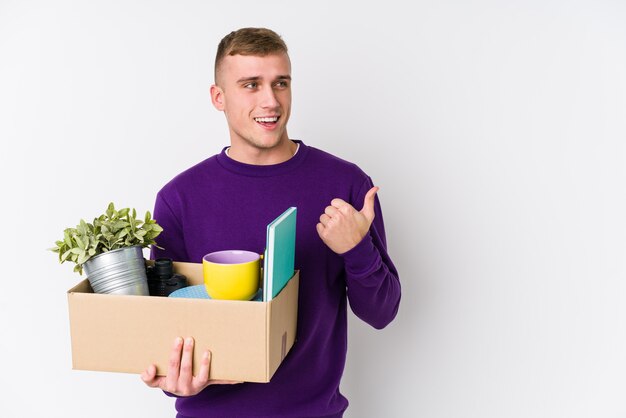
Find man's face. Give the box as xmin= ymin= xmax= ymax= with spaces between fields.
xmin=212 ymin=52 xmax=292 ymax=151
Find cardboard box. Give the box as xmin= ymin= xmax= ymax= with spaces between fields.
xmin=67 ymin=262 xmax=299 ymax=383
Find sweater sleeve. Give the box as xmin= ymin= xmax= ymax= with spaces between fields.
xmin=150 ymin=189 xmax=191 ymax=262
xmin=151 ymin=190 xmax=188 ymax=399
xmin=341 ymin=178 xmax=401 ymax=329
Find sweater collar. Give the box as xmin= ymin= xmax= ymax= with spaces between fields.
xmin=216 ymin=140 xmax=308 ymax=177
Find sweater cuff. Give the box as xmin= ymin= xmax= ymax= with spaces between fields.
xmin=341 ymin=233 xmax=380 ymax=276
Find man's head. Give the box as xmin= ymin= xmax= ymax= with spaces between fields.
xmin=210 ymin=28 xmax=293 ymax=158
xmin=214 ymin=27 xmax=289 ymax=86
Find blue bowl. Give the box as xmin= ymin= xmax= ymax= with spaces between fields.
xmin=169 ymin=285 xmax=262 ymax=301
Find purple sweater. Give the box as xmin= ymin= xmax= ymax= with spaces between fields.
xmin=151 ymin=140 xmax=401 ymax=418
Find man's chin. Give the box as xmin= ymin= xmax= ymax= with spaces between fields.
xmin=247 ymin=136 xmax=289 ymax=150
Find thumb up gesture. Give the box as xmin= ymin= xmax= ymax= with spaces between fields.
xmin=316 ymin=186 xmax=379 ymax=254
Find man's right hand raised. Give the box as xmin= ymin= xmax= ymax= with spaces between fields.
xmin=141 ymin=337 xmax=242 ymax=396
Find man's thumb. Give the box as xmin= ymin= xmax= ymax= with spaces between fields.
xmin=360 ymin=186 xmax=379 ymax=222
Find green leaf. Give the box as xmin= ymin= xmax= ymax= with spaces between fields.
xmin=64 ymin=230 xmax=72 ymax=246
xmin=106 ymin=202 xmax=115 ymax=218
xmin=74 ymin=236 xmax=85 ymax=250
xmin=61 ymin=249 xmax=72 ymax=262
xmin=113 ymin=220 xmax=128 ymax=230
xmin=77 ymin=252 xmax=90 ymax=265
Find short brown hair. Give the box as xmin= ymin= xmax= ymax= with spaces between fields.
xmin=214 ymin=27 xmax=289 ymax=84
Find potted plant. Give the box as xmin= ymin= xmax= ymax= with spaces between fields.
xmin=50 ymin=202 xmax=163 ymax=295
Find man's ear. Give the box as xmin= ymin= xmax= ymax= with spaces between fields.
xmin=210 ymin=84 xmax=225 ymax=111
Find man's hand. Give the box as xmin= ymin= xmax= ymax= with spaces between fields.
xmin=141 ymin=337 xmax=241 ymax=396
xmin=316 ymin=186 xmax=379 ymax=254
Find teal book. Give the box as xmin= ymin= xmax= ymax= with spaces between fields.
xmin=262 ymin=207 xmax=297 ymax=301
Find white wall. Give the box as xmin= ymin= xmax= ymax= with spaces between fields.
xmin=1 ymin=1 xmax=625 ymax=417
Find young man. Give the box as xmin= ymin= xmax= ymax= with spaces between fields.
xmin=141 ymin=27 xmax=401 ymax=418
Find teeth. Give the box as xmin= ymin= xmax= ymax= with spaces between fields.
xmin=255 ymin=117 xmax=278 ymax=123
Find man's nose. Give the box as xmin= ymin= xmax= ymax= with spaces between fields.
xmin=260 ymin=86 xmax=280 ymax=108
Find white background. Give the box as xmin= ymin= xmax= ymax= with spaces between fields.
xmin=1 ymin=1 xmax=625 ymax=417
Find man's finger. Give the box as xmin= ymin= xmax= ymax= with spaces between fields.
xmin=330 ymin=198 xmax=349 ymax=209
xmin=193 ymin=350 xmax=211 ymax=390
xmin=165 ymin=337 xmax=183 ymax=392
xmin=141 ymin=364 xmax=160 ymax=387
xmin=360 ymin=186 xmax=379 ymax=222
xmin=179 ymin=337 xmax=195 ymax=383
xmin=324 ymin=205 xmax=339 ymax=218
xmin=319 ymin=213 xmax=331 ymax=227
xmin=316 ymin=222 xmax=325 ymax=237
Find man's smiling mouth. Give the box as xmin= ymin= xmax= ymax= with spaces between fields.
xmin=254 ymin=116 xmax=279 ymax=123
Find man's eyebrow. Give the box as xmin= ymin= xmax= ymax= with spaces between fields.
xmin=236 ymin=75 xmax=292 ymax=83
xmin=237 ymin=76 xmax=260 ymax=83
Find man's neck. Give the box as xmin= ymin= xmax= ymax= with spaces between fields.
xmin=226 ymin=139 xmax=298 ymax=166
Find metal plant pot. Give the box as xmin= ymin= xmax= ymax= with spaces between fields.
xmin=83 ymin=246 xmax=149 ymax=295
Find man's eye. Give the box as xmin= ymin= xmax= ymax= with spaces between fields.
xmin=274 ymin=81 xmax=289 ymax=88
xmin=244 ymin=82 xmax=258 ymax=89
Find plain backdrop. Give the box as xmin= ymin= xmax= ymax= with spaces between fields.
xmin=1 ymin=0 xmax=625 ymax=417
